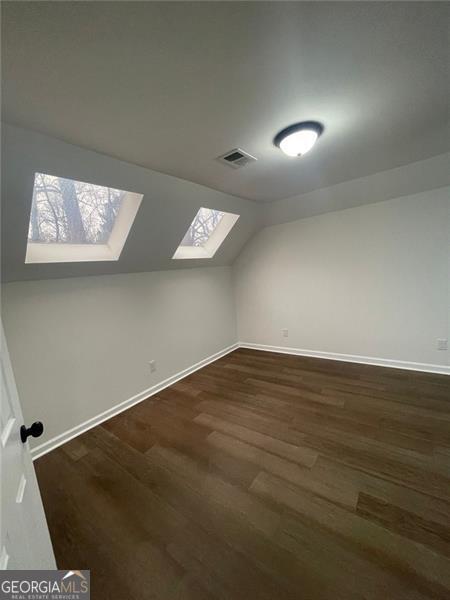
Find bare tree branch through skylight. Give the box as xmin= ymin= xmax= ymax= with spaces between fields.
xmin=180 ymin=208 xmax=224 ymax=247
xmin=28 ymin=173 xmax=125 ymax=244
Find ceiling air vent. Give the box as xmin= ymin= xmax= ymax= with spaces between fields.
xmin=217 ymin=148 xmax=257 ymax=169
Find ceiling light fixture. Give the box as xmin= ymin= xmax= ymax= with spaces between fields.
xmin=274 ymin=121 xmax=324 ymax=157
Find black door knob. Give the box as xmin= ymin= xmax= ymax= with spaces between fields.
xmin=20 ymin=421 xmax=44 ymax=444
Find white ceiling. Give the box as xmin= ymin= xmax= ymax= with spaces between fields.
xmin=1 ymin=123 xmax=261 ymax=283
xmin=2 ymin=2 xmax=449 ymax=203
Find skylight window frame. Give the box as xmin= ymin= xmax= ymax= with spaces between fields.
xmin=25 ymin=173 xmax=143 ymax=264
xmin=172 ymin=208 xmax=239 ymax=260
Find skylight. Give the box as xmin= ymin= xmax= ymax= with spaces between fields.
xmin=25 ymin=173 xmax=143 ymax=263
xmin=173 ymin=207 xmax=239 ymax=259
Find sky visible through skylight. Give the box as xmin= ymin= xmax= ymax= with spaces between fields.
xmin=180 ymin=208 xmax=224 ymax=247
xmin=28 ymin=173 xmax=126 ymax=245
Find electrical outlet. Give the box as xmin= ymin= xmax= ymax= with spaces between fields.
xmin=282 ymin=329 xmax=288 ymax=338
xmin=148 ymin=360 xmax=156 ymax=372
xmin=437 ymin=339 xmax=448 ymax=351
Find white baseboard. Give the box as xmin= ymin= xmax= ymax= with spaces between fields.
xmin=239 ymin=342 xmax=450 ymax=375
xmin=31 ymin=343 xmax=239 ymax=460
xmin=32 ymin=339 xmax=448 ymax=460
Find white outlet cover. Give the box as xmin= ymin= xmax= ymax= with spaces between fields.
xmin=282 ymin=329 xmax=289 ymax=337
xmin=437 ymin=339 xmax=448 ymax=351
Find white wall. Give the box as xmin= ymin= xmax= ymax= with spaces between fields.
xmin=234 ymin=187 xmax=450 ymax=369
xmin=2 ymin=168 xmax=449 ymax=458
xmin=2 ymin=266 xmax=237 ymax=450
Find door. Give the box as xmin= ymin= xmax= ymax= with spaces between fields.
xmin=0 ymin=322 xmax=55 ymax=569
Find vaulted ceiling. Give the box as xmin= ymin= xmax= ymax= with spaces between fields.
xmin=2 ymin=1 xmax=449 ymax=203
xmin=2 ymin=2 xmax=449 ymax=283
xmin=1 ymin=123 xmax=261 ymax=282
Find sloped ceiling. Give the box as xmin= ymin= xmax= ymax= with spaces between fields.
xmin=1 ymin=124 xmax=261 ymax=282
xmin=2 ymin=1 xmax=449 ymax=203
xmin=2 ymin=2 xmax=449 ymax=283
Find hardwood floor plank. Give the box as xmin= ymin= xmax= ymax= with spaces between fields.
xmin=245 ymin=377 xmax=346 ymax=407
xmin=172 ymin=574 xmax=217 ymax=600
xmin=194 ymin=412 xmax=318 ymax=467
xmin=309 ymin=455 xmax=450 ymax=529
xmin=356 ymin=491 xmax=450 ymax=558
xmin=276 ymin=513 xmax=431 ymax=600
xmin=195 ymin=396 xmax=310 ymax=446
xmin=146 ymin=443 xmax=281 ymax=537
xmin=36 ymin=447 xmax=184 ymax=600
xmin=35 ymin=348 xmax=450 ymax=599
xmin=251 ymin=471 xmax=450 ymax=598
xmin=170 ymin=381 xmax=202 ymax=397
xmin=300 ymin=431 xmax=450 ymax=501
xmin=207 ymin=431 xmax=322 ymax=487
xmin=102 ymin=402 xmax=158 ymax=453
xmin=60 ymin=436 xmax=90 ymax=461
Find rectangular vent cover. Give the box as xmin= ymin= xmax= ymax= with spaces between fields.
xmin=217 ymin=148 xmax=257 ymax=169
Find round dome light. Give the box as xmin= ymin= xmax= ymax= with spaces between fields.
xmin=274 ymin=121 xmax=324 ymax=157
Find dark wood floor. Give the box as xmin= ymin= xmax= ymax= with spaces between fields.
xmin=35 ymin=348 xmax=450 ymax=600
